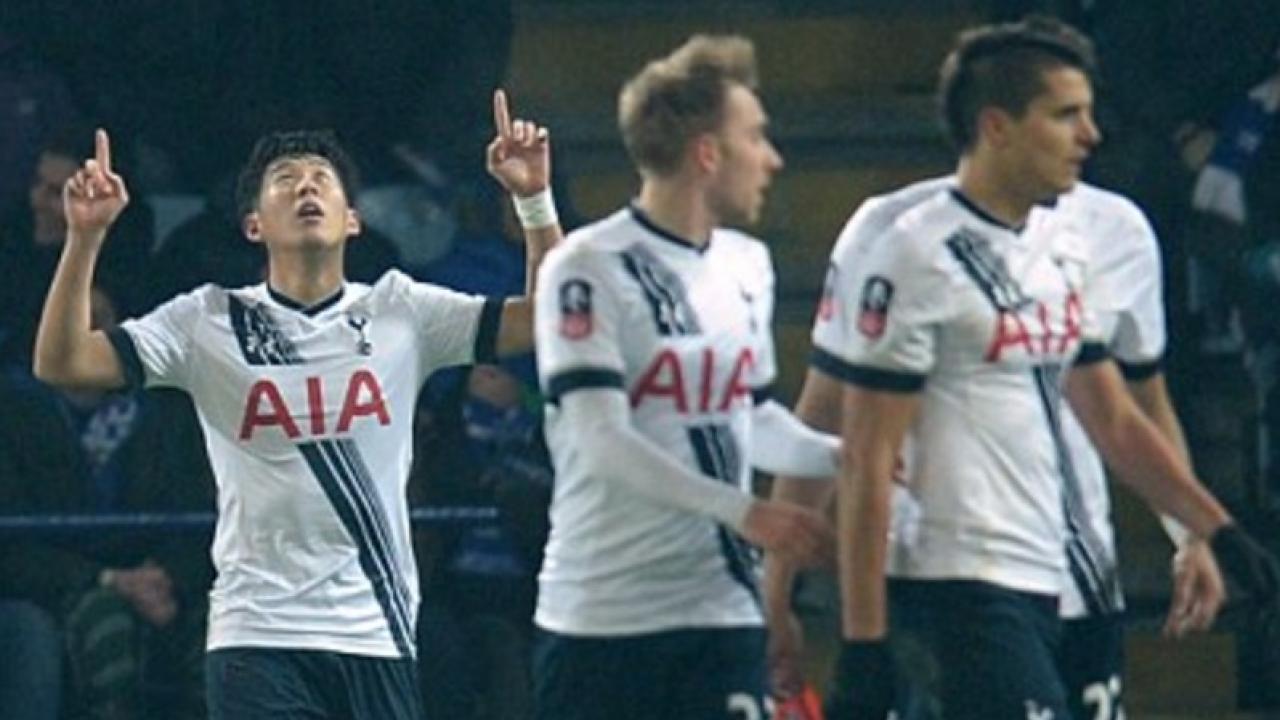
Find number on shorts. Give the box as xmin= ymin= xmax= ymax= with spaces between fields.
xmin=1081 ymin=675 xmax=1124 ymax=720
xmin=727 ymin=692 xmax=766 ymax=720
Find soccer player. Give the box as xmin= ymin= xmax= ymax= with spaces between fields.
xmin=532 ymin=35 xmax=837 ymax=720
xmin=764 ymin=177 xmax=1228 ymax=720
xmin=32 ymin=91 xmax=562 ymax=720
xmin=799 ymin=16 xmax=1277 ymax=720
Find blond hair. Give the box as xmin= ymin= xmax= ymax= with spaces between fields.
xmin=618 ymin=34 xmax=758 ymax=177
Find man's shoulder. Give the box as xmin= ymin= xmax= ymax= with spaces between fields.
xmin=834 ymin=177 xmax=959 ymax=264
xmin=545 ymin=210 xmax=638 ymax=275
xmin=1060 ymin=182 xmax=1154 ymax=237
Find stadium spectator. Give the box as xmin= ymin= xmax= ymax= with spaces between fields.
xmin=0 ymin=28 xmax=80 ymax=220
xmin=0 ymin=600 xmax=62 ymax=720
xmin=0 ymin=124 xmax=151 ymax=365
xmin=0 ymin=284 xmax=214 ymax=720
xmin=415 ymin=362 xmax=551 ymax=720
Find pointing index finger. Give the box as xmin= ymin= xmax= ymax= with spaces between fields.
xmin=96 ymin=129 xmax=112 ymax=174
xmin=493 ymin=89 xmax=512 ymax=140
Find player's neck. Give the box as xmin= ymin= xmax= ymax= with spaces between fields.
xmin=634 ymin=180 xmax=714 ymax=247
xmin=956 ymin=157 xmax=1036 ymax=229
xmin=266 ymin=254 xmax=346 ymax=307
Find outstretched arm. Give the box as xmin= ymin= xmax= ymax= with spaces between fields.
xmin=34 ymin=129 xmax=128 ymax=390
xmin=558 ymin=388 xmax=832 ymax=566
xmin=486 ymin=89 xmax=564 ymax=356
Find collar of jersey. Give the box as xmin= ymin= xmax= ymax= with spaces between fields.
xmin=948 ymin=189 xmax=1026 ymax=235
xmin=628 ymin=203 xmax=710 ymax=255
xmin=267 ymin=283 xmax=346 ymax=317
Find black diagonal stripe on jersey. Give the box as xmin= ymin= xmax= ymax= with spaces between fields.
xmin=299 ymin=441 xmax=415 ymax=658
xmin=945 ymin=230 xmax=1032 ymax=312
xmin=1031 ymin=364 xmax=1122 ymax=615
xmin=328 ymin=439 xmax=417 ymax=633
xmin=229 ymin=295 xmax=304 ymax=366
xmin=621 ymin=247 xmax=701 ymax=337
xmin=688 ymin=424 xmax=761 ymax=605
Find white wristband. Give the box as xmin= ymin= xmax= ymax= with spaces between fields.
xmin=513 ymin=188 xmax=558 ymax=230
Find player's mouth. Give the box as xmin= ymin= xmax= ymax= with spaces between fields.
xmin=297 ymin=201 xmax=325 ymax=221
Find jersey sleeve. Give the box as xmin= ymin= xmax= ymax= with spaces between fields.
xmin=535 ymin=245 xmax=628 ymax=401
xmin=115 ymin=286 xmax=208 ymax=390
xmin=1104 ymin=210 xmax=1166 ymax=367
xmin=387 ymin=270 xmax=492 ymax=374
xmin=810 ymin=215 xmax=950 ymax=392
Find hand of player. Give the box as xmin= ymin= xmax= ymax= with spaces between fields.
xmin=824 ymin=640 xmax=896 ymax=720
xmin=741 ymin=500 xmax=832 ymax=568
xmin=1164 ymin=538 xmax=1225 ymax=637
xmin=63 ymin=129 xmax=130 ymax=243
xmin=105 ymin=561 xmax=177 ymax=627
xmin=768 ymin=607 xmax=807 ymax=699
xmin=486 ymin=89 xmax=551 ymax=198
xmin=1209 ymin=523 xmax=1280 ymax=607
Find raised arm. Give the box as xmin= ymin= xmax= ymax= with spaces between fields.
xmin=33 ymin=129 xmax=127 ymax=390
xmin=485 ymin=89 xmax=564 ymax=356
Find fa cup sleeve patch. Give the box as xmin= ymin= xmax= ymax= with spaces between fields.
xmin=559 ymin=279 xmax=594 ymax=340
xmin=857 ymin=275 xmax=894 ymax=339
xmin=817 ymin=263 xmax=838 ymax=323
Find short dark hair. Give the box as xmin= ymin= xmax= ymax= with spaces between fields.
xmin=234 ymin=130 xmax=360 ymax=219
xmin=618 ymin=34 xmax=758 ymax=177
xmin=938 ymin=15 xmax=1096 ymax=151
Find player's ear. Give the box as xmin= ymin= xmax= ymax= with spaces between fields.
xmin=345 ymin=207 xmax=362 ymax=237
xmin=692 ymin=133 xmax=720 ymax=175
xmin=977 ymin=106 xmax=1012 ymax=148
xmin=243 ymin=212 xmax=263 ymax=243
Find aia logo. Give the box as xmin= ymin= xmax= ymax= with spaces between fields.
xmin=630 ymin=347 xmax=754 ymax=413
xmin=986 ymin=291 xmax=1083 ymax=362
xmin=857 ymin=275 xmax=894 ymax=339
xmin=239 ymin=370 xmax=390 ymax=441
xmin=559 ymin=279 xmax=593 ymax=340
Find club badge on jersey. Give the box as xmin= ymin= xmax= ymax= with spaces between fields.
xmin=559 ymin=279 xmax=594 ymax=340
xmin=346 ymin=312 xmax=373 ymax=356
xmin=857 ymin=275 xmax=894 ymax=340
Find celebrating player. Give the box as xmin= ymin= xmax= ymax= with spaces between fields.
xmin=32 ymin=91 xmax=562 ymax=720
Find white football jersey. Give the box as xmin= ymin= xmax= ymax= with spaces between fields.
xmin=813 ymin=180 xmax=1104 ymax=597
xmin=534 ymin=206 xmax=776 ymax=636
xmin=113 ymin=270 xmax=492 ymax=658
xmin=1049 ymin=183 xmax=1166 ymax=619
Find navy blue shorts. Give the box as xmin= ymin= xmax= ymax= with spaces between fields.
xmin=206 ymin=647 xmax=423 ymax=720
xmin=533 ymin=626 xmax=768 ymax=720
xmin=1059 ymin=613 xmax=1125 ymax=720
xmin=890 ymin=579 xmax=1069 ymax=720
